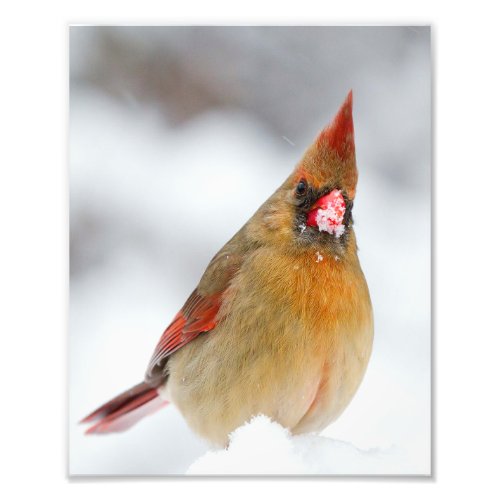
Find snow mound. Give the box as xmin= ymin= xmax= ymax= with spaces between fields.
xmin=186 ymin=415 xmax=406 ymax=475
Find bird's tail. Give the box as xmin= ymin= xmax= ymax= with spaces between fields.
xmin=80 ymin=381 xmax=168 ymax=434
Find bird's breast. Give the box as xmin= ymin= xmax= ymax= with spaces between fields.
xmin=229 ymin=245 xmax=373 ymax=339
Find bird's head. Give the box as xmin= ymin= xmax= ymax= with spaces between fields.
xmin=254 ymin=91 xmax=359 ymax=258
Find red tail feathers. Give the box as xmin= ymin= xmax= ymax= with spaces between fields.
xmin=81 ymin=382 xmax=168 ymax=434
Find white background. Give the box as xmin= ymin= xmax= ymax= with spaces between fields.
xmin=1 ymin=0 xmax=500 ymax=498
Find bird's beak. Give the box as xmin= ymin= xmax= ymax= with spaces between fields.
xmin=306 ymin=189 xmax=346 ymax=236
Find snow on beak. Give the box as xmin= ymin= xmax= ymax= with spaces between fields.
xmin=306 ymin=189 xmax=346 ymax=237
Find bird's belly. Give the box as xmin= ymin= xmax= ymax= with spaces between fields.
xmin=162 ymin=326 xmax=325 ymax=446
xmin=162 ymin=319 xmax=372 ymax=446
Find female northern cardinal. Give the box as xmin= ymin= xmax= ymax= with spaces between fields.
xmin=81 ymin=91 xmax=374 ymax=446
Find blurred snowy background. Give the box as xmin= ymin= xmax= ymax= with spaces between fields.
xmin=69 ymin=26 xmax=431 ymax=475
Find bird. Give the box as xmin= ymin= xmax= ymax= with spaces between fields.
xmin=81 ymin=91 xmax=374 ymax=447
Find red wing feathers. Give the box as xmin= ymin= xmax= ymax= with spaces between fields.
xmin=145 ymin=289 xmax=223 ymax=383
xmin=145 ymin=243 xmax=244 ymax=382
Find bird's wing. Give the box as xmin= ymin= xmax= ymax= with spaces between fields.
xmin=145 ymin=290 xmax=222 ymax=382
xmin=145 ymin=238 xmax=246 ymax=384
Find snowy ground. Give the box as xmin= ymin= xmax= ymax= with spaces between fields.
xmin=187 ymin=416 xmax=413 ymax=475
xmin=69 ymin=85 xmax=430 ymax=475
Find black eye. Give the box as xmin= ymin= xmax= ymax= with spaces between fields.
xmin=296 ymin=179 xmax=308 ymax=197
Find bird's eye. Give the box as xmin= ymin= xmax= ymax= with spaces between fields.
xmin=296 ymin=179 xmax=308 ymax=197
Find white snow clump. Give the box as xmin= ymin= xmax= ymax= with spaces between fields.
xmin=186 ymin=415 xmax=405 ymax=475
